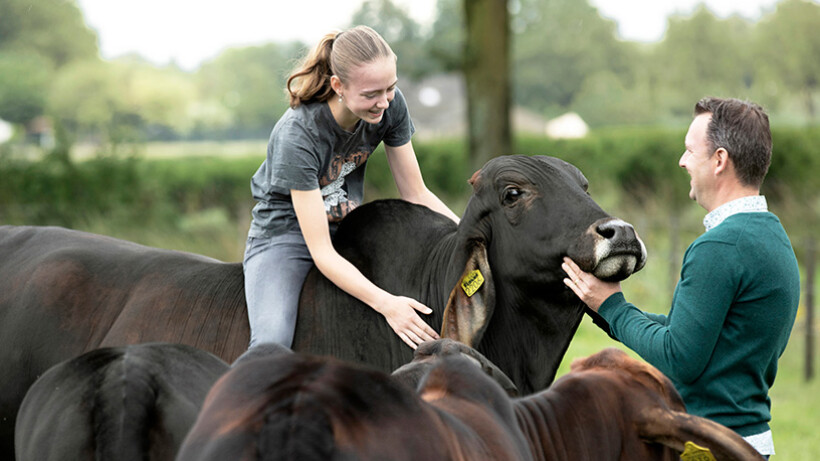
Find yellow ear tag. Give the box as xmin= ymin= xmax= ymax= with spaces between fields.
xmin=680 ymin=441 xmax=716 ymax=461
xmin=461 ymin=270 xmax=484 ymax=297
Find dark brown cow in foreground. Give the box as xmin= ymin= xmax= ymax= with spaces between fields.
xmin=510 ymin=347 xmax=763 ymax=460
xmin=0 ymin=155 xmax=647 ymax=455
xmin=178 ymin=340 xmax=763 ymax=461
xmin=177 ymin=342 xmax=528 ymax=461
xmin=15 ymin=343 xmax=229 ymax=461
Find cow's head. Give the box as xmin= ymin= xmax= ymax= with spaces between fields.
xmin=392 ymin=339 xmax=518 ymax=397
xmin=442 ymin=155 xmax=646 ymax=347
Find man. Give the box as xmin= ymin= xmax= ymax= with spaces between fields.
xmin=562 ymin=97 xmax=800 ymax=458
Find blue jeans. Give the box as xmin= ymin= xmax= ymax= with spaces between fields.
xmin=243 ymin=231 xmax=314 ymax=348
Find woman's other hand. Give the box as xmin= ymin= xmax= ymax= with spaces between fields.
xmin=375 ymin=294 xmax=439 ymax=349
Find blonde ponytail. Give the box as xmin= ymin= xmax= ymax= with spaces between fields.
xmin=286 ymin=26 xmax=395 ymax=108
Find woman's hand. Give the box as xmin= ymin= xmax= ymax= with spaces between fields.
xmin=375 ymin=293 xmax=439 ymax=349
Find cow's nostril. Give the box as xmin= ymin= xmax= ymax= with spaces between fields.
xmin=596 ymin=224 xmax=616 ymax=240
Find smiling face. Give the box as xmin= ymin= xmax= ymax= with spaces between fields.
xmin=331 ymin=57 xmax=397 ymax=130
xmin=679 ymin=113 xmax=717 ymax=209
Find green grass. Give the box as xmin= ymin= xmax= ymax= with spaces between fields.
xmin=768 ymin=328 xmax=820 ymax=459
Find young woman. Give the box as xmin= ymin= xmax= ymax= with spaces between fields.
xmin=244 ymin=26 xmax=460 ymax=351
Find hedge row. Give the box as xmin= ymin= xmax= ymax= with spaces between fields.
xmin=1 ymin=126 xmax=817 ymax=229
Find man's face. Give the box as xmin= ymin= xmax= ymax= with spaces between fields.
xmin=679 ymin=113 xmax=716 ymax=209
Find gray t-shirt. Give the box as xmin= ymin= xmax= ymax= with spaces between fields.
xmin=248 ymin=88 xmax=415 ymax=238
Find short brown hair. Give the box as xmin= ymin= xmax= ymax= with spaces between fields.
xmin=694 ymin=97 xmax=772 ymax=188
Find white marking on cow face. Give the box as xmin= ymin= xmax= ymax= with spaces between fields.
xmin=591 ymin=219 xmax=647 ymax=280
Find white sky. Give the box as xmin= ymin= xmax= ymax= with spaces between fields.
xmin=76 ymin=0 xmax=791 ymax=71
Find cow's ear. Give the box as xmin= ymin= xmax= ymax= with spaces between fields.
xmin=637 ymin=408 xmax=766 ymax=460
xmin=441 ymin=242 xmax=495 ymax=347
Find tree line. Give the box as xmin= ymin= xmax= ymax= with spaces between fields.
xmin=0 ymin=0 xmax=818 ymax=155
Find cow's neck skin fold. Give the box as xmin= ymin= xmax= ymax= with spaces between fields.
xmin=424 ymin=224 xmax=585 ymax=394
xmin=481 ymin=285 xmax=586 ymax=394
xmin=451 ymin=196 xmax=587 ymax=395
xmin=420 ymin=230 xmax=463 ymax=313
xmin=513 ymin=389 xmax=618 ymax=461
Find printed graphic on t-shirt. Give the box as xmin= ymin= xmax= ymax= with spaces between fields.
xmin=320 ymin=150 xmax=371 ymax=222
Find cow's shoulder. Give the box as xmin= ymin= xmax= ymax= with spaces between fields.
xmin=333 ymin=199 xmax=457 ymax=260
xmin=339 ymin=199 xmax=456 ymax=236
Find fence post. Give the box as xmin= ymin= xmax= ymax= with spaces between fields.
xmin=806 ymin=236 xmax=816 ymax=382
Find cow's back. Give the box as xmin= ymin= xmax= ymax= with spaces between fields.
xmin=0 ymin=225 xmax=247 ymax=457
xmin=15 ymin=343 xmax=229 ymax=461
xmin=292 ymin=200 xmax=459 ymax=373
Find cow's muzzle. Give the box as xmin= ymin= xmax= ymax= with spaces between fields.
xmin=569 ymin=218 xmax=647 ymax=282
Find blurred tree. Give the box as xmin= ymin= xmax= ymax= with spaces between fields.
xmin=463 ymin=0 xmax=512 ymax=169
xmin=0 ymin=0 xmax=97 ymax=67
xmin=649 ymin=6 xmax=755 ymax=119
xmin=571 ymin=71 xmax=655 ymax=127
xmin=119 ymin=58 xmax=199 ymax=140
xmin=49 ymin=59 xmax=198 ymax=150
xmin=0 ymin=51 xmax=52 ymax=125
xmin=755 ymin=0 xmax=820 ymax=121
xmin=350 ymin=0 xmax=436 ymax=80
xmin=0 ymin=0 xmax=97 ymax=130
xmin=426 ymin=0 xmax=465 ymax=73
xmin=511 ymin=0 xmax=637 ymax=117
xmin=47 ymin=59 xmax=120 ymax=158
xmin=196 ymin=43 xmax=300 ymax=139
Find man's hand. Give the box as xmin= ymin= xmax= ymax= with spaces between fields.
xmin=562 ymin=257 xmax=622 ymax=312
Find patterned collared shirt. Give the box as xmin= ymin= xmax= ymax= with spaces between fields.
xmin=703 ymin=195 xmax=769 ymax=231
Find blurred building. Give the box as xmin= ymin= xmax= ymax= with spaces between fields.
xmin=545 ymin=112 xmax=589 ymax=139
xmin=401 ymin=74 xmax=558 ymax=139
xmin=0 ymin=118 xmax=13 ymax=144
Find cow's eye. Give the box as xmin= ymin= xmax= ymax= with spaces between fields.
xmin=502 ymin=186 xmax=522 ymax=205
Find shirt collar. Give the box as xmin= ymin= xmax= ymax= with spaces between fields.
xmin=703 ymin=195 xmax=768 ymax=231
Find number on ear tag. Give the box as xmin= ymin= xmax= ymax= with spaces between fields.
xmin=461 ymin=270 xmax=484 ymax=297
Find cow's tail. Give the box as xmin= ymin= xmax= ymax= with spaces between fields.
xmin=637 ymin=407 xmax=765 ymax=460
xmin=91 ymin=348 xmax=163 ymax=461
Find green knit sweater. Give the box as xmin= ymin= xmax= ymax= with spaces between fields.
xmin=599 ymin=212 xmax=800 ymax=436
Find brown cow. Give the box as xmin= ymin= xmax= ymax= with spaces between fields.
xmin=177 ymin=340 xmax=763 ymax=461
xmin=508 ymin=347 xmax=763 ymax=460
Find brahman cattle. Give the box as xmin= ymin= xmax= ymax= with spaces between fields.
xmin=0 ymin=154 xmax=646 ymax=454
xmin=177 ymin=340 xmax=764 ymax=460
xmin=295 ymin=154 xmax=646 ymax=394
xmin=14 ymin=343 xmax=228 ymax=461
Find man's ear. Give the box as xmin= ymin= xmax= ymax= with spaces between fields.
xmin=714 ymin=147 xmax=730 ymax=175
xmin=440 ymin=242 xmax=495 ymax=348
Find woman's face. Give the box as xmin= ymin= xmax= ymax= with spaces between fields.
xmin=336 ymin=56 xmax=397 ymax=125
